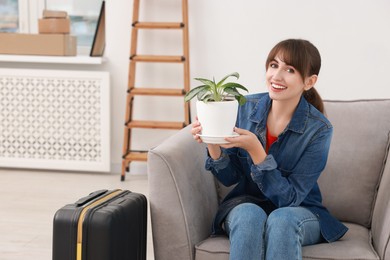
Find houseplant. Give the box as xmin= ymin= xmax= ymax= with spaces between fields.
xmin=184 ymin=72 xmax=248 ymax=142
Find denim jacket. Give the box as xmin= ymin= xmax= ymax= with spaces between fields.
xmin=205 ymin=93 xmax=348 ymax=242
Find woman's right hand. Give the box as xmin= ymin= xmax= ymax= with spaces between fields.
xmin=190 ymin=117 xmax=222 ymax=159
xmin=191 ymin=117 xmax=203 ymax=143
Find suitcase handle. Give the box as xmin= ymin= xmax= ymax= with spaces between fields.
xmin=74 ymin=189 xmax=109 ymax=206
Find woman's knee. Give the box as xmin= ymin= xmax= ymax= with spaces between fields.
xmin=225 ymin=203 xmax=267 ymax=234
xmin=266 ymin=207 xmax=319 ymax=238
xmin=225 ymin=203 xmax=266 ymax=259
xmin=266 ymin=207 xmax=303 ymax=232
xmin=266 ymin=207 xmax=321 ymax=248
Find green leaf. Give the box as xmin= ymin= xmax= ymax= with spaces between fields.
xmin=222 ymin=82 xmax=249 ymax=93
xmin=194 ymin=77 xmax=216 ymax=88
xmin=224 ymin=88 xmax=240 ymax=96
xmin=216 ymin=72 xmax=239 ymax=87
xmin=184 ymin=85 xmax=208 ymax=102
xmin=196 ymin=88 xmax=209 ymax=100
xmin=236 ymin=95 xmax=247 ymax=105
xmin=203 ymin=93 xmax=217 ymax=103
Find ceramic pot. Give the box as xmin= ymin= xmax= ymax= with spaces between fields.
xmin=196 ymin=100 xmax=238 ymax=136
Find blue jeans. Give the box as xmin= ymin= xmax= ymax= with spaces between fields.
xmin=224 ymin=203 xmax=322 ymax=260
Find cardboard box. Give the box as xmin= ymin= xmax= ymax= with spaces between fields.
xmin=43 ymin=10 xmax=68 ymax=19
xmin=0 ymin=33 xmax=77 ymax=56
xmin=38 ymin=18 xmax=70 ymax=34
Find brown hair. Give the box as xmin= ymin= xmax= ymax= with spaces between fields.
xmin=266 ymin=39 xmax=324 ymax=113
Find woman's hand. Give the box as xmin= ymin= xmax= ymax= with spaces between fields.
xmin=190 ymin=117 xmax=222 ymax=159
xmin=222 ymin=127 xmax=267 ymax=164
xmin=190 ymin=117 xmax=203 ymax=143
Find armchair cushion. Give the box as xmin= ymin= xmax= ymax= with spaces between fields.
xmin=194 ymin=223 xmax=379 ymax=260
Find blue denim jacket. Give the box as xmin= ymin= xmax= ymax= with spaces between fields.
xmin=205 ymin=93 xmax=348 ymax=242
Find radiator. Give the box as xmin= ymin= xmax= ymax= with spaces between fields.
xmin=0 ymin=68 xmax=110 ymax=172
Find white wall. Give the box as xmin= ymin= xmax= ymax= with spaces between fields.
xmin=105 ymin=0 xmax=390 ymax=173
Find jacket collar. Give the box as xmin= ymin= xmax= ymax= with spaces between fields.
xmin=249 ymin=94 xmax=309 ymax=134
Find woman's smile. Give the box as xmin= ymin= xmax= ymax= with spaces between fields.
xmin=271 ymin=83 xmax=287 ymax=91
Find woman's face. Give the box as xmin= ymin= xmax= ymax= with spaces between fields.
xmin=266 ymin=54 xmax=314 ymax=104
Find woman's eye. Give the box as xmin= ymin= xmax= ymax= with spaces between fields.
xmin=286 ymin=68 xmax=295 ymax=73
xmin=270 ymin=63 xmax=278 ymax=68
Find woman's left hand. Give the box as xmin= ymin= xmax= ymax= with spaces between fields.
xmin=222 ymin=127 xmax=267 ymax=164
xmin=222 ymin=127 xmax=258 ymax=149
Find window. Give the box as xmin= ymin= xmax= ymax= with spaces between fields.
xmin=0 ymin=0 xmax=103 ymax=54
xmin=46 ymin=0 xmax=103 ymax=50
xmin=0 ymin=0 xmax=27 ymax=33
xmin=0 ymin=0 xmax=18 ymax=32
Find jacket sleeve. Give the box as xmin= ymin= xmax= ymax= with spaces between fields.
xmin=205 ymin=147 xmax=243 ymax=187
xmin=251 ymin=125 xmax=333 ymax=207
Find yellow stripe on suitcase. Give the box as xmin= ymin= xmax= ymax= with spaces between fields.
xmin=76 ymin=190 xmax=124 ymax=260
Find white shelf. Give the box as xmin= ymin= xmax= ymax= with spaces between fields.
xmin=0 ymin=54 xmax=105 ymax=65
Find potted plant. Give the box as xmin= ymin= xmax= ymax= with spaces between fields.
xmin=184 ymin=72 xmax=248 ymax=143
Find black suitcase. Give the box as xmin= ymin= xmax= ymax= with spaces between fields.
xmin=52 ymin=189 xmax=147 ymax=260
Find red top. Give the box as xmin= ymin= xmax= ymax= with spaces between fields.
xmin=266 ymin=127 xmax=278 ymax=153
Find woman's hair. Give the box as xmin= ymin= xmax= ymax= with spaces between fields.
xmin=266 ymin=39 xmax=324 ymax=113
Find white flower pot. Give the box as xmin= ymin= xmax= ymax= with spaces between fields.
xmin=196 ymin=100 xmax=238 ymax=136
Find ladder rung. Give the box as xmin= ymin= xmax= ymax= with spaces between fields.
xmin=130 ymin=55 xmax=185 ymax=63
xmin=124 ymin=151 xmax=148 ymax=161
xmin=127 ymin=120 xmax=185 ymax=129
xmin=129 ymin=88 xmax=185 ymax=96
xmin=133 ymin=22 xmax=184 ymax=29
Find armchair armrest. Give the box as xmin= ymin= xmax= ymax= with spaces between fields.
xmin=148 ymin=125 xmax=219 ymax=260
xmin=372 ymin=142 xmax=390 ymax=260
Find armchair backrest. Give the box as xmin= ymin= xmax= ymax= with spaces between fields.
xmin=319 ymin=100 xmax=390 ymax=228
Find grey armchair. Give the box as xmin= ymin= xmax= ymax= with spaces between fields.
xmin=148 ymin=99 xmax=390 ymax=260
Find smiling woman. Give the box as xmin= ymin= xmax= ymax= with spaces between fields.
xmin=191 ymin=39 xmax=348 ymax=260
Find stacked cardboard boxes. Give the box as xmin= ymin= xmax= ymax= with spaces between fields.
xmin=38 ymin=10 xmax=71 ymax=34
xmin=0 ymin=10 xmax=77 ymax=56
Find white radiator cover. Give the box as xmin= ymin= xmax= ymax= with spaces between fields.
xmin=0 ymin=68 xmax=110 ymax=172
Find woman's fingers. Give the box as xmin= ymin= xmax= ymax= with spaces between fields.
xmin=194 ymin=135 xmax=202 ymax=143
xmin=191 ymin=125 xmax=202 ymax=135
xmin=191 ymin=119 xmax=201 ymax=133
xmin=222 ymin=127 xmax=258 ymax=149
xmin=190 ymin=118 xmax=203 ymax=143
xmin=233 ymin=127 xmax=250 ymax=135
xmin=222 ymin=135 xmax=240 ymax=148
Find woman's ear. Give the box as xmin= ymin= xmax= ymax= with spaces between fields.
xmin=304 ymin=75 xmax=318 ymax=91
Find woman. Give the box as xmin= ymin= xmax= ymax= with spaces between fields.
xmin=191 ymin=39 xmax=348 ymax=260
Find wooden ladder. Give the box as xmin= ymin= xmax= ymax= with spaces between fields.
xmin=121 ymin=0 xmax=191 ymax=181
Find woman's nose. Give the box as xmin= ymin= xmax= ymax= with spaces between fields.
xmin=272 ymin=69 xmax=283 ymax=80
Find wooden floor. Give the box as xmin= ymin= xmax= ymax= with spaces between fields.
xmin=0 ymin=166 xmax=154 ymax=260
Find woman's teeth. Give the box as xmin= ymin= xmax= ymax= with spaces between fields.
xmin=272 ymin=83 xmax=287 ymax=90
